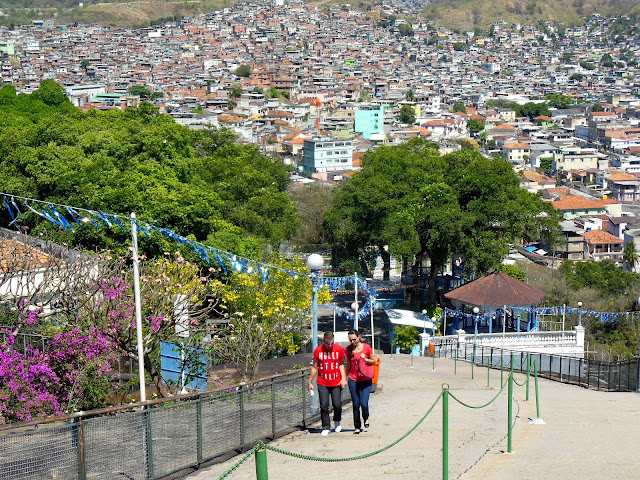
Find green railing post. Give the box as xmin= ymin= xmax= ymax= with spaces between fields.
xmin=442 ymin=384 xmax=449 ymax=480
xmin=534 ymin=360 xmax=541 ymax=419
xmin=508 ymin=373 xmax=513 ymax=454
xmin=255 ymin=447 xmax=269 ymax=480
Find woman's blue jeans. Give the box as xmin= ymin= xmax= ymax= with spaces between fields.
xmin=348 ymin=378 xmax=372 ymax=430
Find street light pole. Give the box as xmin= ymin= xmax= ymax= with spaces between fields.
xmin=307 ymin=254 xmax=324 ymax=350
xmin=421 ymin=309 xmax=427 ymax=334
xmin=577 ymin=301 xmax=583 ymax=327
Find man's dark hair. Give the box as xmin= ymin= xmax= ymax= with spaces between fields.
xmin=323 ymin=331 xmax=334 ymax=341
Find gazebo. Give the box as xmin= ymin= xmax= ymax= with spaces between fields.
xmin=444 ymin=271 xmax=545 ymax=334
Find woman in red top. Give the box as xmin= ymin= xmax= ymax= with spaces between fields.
xmin=345 ymin=329 xmax=375 ymax=434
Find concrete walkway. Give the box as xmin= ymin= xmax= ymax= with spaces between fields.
xmin=187 ymin=355 xmax=640 ymax=480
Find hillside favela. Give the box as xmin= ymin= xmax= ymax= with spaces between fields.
xmin=1 ymin=0 xmax=640 ymax=479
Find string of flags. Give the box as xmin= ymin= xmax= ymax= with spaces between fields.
xmin=445 ymin=306 xmax=638 ymax=325
xmin=1 ymin=194 xmax=380 ymax=310
xmin=315 ymin=274 xmax=377 ymax=322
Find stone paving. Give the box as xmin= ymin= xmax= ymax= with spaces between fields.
xmin=187 ymin=354 xmax=640 ymax=480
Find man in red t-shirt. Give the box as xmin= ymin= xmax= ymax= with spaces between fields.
xmin=308 ymin=331 xmax=347 ymax=436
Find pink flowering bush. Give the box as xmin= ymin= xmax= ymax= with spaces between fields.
xmin=0 ymin=327 xmax=118 ymax=423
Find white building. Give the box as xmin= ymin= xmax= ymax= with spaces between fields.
xmin=301 ymin=137 xmax=354 ymax=173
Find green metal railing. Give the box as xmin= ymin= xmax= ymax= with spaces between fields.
xmin=223 ymin=365 xmax=543 ymax=480
xmin=428 ymin=341 xmax=639 ymax=392
xmin=0 ymin=368 xmax=351 ymax=480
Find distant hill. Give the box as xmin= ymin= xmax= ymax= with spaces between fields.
xmin=0 ymin=0 xmax=233 ymax=28
xmin=421 ymin=0 xmax=640 ymax=31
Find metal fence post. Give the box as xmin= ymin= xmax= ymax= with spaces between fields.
xmin=487 ymin=359 xmax=490 ymax=387
xmin=271 ymin=379 xmax=277 ymax=439
xmin=454 ymin=347 xmax=457 ymax=375
xmin=534 ymin=360 xmax=541 ymax=419
xmin=255 ymin=447 xmax=269 ymax=480
xmin=501 ymin=352 xmax=504 ymax=386
xmin=525 ymin=354 xmax=530 ymax=401
xmin=240 ymin=388 xmax=246 ymax=448
xmin=579 ymin=358 xmax=582 ymax=387
xmin=196 ymin=397 xmax=203 ymax=465
xmin=75 ymin=416 xmax=86 ymax=480
xmin=302 ymin=375 xmax=307 ymax=427
xmin=471 ymin=348 xmax=475 ymax=380
xmin=146 ymin=408 xmax=155 ymax=479
xmin=443 ymin=384 xmax=449 ymax=480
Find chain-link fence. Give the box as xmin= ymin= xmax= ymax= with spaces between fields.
xmin=429 ymin=341 xmax=640 ymax=392
xmin=0 ymin=368 xmax=349 ymax=480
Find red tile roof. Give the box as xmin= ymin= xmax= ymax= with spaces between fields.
xmin=552 ymin=196 xmax=606 ymax=211
xmin=581 ymin=230 xmax=623 ymax=244
xmin=444 ymin=271 xmax=546 ymax=307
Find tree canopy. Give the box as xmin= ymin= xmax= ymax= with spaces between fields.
xmin=324 ymin=138 xmax=562 ymax=303
xmin=0 ymin=83 xmax=297 ymax=258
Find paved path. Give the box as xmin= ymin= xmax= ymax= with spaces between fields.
xmin=187 ymin=355 xmax=640 ymax=480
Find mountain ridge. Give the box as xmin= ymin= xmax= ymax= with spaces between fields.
xmin=421 ymin=0 xmax=640 ymax=31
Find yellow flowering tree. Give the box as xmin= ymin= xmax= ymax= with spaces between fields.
xmin=213 ymin=257 xmax=329 ymax=381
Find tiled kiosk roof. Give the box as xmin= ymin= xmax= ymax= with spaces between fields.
xmin=444 ymin=271 xmax=546 ymax=307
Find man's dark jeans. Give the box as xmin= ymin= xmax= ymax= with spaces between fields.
xmin=317 ymin=384 xmax=342 ymax=430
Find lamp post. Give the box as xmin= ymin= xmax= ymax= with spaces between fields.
xmin=307 ymin=254 xmax=324 ymax=351
xmin=421 ymin=309 xmax=428 ymax=334
xmin=351 ymin=302 xmax=359 ymax=330
xmin=577 ymin=301 xmax=583 ymax=327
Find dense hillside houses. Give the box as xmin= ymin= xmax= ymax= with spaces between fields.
xmin=1 ymin=0 xmax=640 ymax=265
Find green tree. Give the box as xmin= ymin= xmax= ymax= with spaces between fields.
xmin=229 ymin=83 xmax=243 ymax=99
xmin=467 ymin=118 xmax=485 ymax=134
xmin=591 ymin=103 xmax=604 ymax=112
xmin=452 ymin=101 xmax=466 ymax=113
xmin=498 ymin=264 xmax=526 ymax=282
xmin=399 ymin=104 xmax=416 ymax=124
xmin=623 ymin=242 xmax=639 ymax=272
xmin=579 ymin=61 xmax=596 ymax=71
xmin=452 ymin=42 xmax=465 ymax=51
xmin=31 ymin=79 xmax=69 ymax=108
xmin=235 ymin=64 xmax=252 ymax=77
xmin=539 ymin=157 xmax=554 ymax=173
xmin=325 ymin=140 xmax=561 ymax=303
xmin=397 ymin=23 xmax=413 ymax=36
xmin=518 ymin=102 xmax=551 ymax=119
xmin=545 ymin=93 xmax=573 ymax=109
xmin=570 ymin=73 xmax=584 ymax=81
xmin=129 ymin=85 xmax=152 ymax=99
xmin=405 ymin=89 xmax=415 ymax=102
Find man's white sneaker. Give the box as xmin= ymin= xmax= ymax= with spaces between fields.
xmin=321 ymin=429 xmax=330 ymax=436
xmin=334 ymin=422 xmax=342 ymax=433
